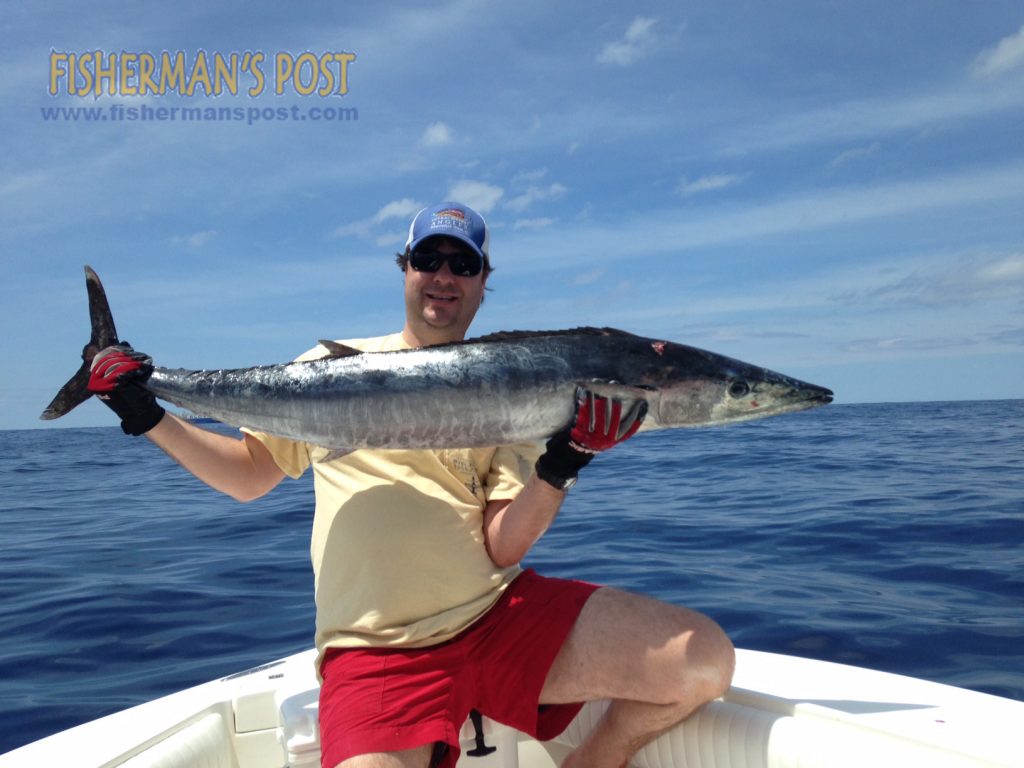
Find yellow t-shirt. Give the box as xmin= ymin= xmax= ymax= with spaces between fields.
xmin=244 ymin=333 xmax=543 ymax=667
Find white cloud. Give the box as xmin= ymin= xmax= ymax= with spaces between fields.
xmin=514 ymin=217 xmax=555 ymax=230
xmin=172 ymin=230 xmax=216 ymax=248
xmin=832 ymin=252 xmax=1024 ymax=308
xmin=331 ymin=220 xmax=372 ymax=238
xmin=332 ymin=198 xmax=424 ymax=238
xmin=446 ymin=180 xmax=504 ymax=213
xmin=597 ymin=17 xmax=659 ymax=66
xmin=677 ymin=174 xmax=744 ymax=197
xmin=977 ymin=254 xmax=1024 ymax=283
xmin=373 ymin=198 xmax=423 ymax=223
xmin=971 ymin=24 xmax=1024 ymax=78
xmin=420 ymin=121 xmax=454 ymax=146
xmin=719 ymin=82 xmax=1024 ymax=156
xmin=375 ymin=232 xmax=407 ymax=248
xmin=502 ymin=160 xmax=1024 ymax=272
xmin=506 ymin=182 xmax=568 ymax=212
xmin=829 ymin=142 xmax=881 ymax=169
xmin=572 ymin=268 xmax=606 ymax=286
xmin=0 ymin=169 xmax=48 ymax=198
xmin=511 ymin=168 xmax=549 ymax=186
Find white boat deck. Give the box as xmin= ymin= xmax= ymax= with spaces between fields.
xmin=1 ymin=648 xmax=1021 ymax=767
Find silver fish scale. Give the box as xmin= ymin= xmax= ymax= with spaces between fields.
xmin=143 ymin=330 xmax=833 ymax=452
xmin=146 ymin=339 xmax=580 ymax=450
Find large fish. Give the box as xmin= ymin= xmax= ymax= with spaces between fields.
xmin=42 ymin=266 xmax=833 ymax=450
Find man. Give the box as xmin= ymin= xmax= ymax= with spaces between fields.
xmin=88 ymin=202 xmax=734 ymax=768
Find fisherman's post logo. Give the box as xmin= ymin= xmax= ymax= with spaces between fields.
xmin=43 ymin=48 xmax=359 ymax=125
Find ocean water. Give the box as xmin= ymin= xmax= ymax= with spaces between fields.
xmin=0 ymin=400 xmax=1022 ymax=754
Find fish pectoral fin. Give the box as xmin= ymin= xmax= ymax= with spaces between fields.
xmin=317 ymin=447 xmax=354 ymax=463
xmin=578 ymin=380 xmax=657 ymax=400
xmin=317 ymin=340 xmax=364 ymax=359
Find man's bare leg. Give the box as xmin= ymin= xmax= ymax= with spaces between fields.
xmin=540 ymin=587 xmax=735 ymax=768
xmin=337 ymin=744 xmax=434 ymax=768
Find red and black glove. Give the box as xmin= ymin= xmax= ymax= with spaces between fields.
xmin=535 ymin=387 xmax=647 ymax=491
xmin=88 ymin=344 xmax=165 ymax=436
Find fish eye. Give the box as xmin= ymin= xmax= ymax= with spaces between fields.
xmin=729 ymin=381 xmax=750 ymax=398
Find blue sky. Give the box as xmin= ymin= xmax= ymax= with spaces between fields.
xmin=3 ymin=1 xmax=1023 ymax=430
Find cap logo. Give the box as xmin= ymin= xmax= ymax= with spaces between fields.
xmin=407 ymin=202 xmax=488 ymax=259
xmin=430 ymin=208 xmax=470 ymax=236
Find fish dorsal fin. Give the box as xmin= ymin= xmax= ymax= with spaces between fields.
xmin=318 ymin=447 xmax=354 ymax=463
xmin=317 ymin=339 xmax=364 ymax=358
xmin=466 ymin=327 xmax=640 ymax=345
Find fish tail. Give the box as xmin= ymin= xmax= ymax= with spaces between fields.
xmin=39 ymin=266 xmax=120 ymax=420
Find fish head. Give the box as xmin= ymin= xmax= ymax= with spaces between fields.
xmin=644 ymin=341 xmax=834 ymax=427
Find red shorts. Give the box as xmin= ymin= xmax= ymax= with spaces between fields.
xmin=318 ymin=569 xmax=599 ymax=768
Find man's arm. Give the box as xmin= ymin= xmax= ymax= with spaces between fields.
xmin=146 ymin=414 xmax=286 ymax=502
xmin=482 ymin=478 xmax=564 ymax=568
xmin=89 ymin=345 xmax=286 ymax=502
xmin=482 ymin=388 xmax=647 ymax=567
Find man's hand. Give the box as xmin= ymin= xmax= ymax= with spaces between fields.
xmin=88 ymin=344 xmax=165 ymax=436
xmin=535 ymin=387 xmax=647 ymax=491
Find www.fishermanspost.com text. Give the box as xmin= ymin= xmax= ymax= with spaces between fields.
xmin=40 ymin=103 xmax=359 ymax=126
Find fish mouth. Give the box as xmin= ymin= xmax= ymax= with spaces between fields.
xmin=811 ymin=388 xmax=834 ymax=404
xmin=771 ymin=383 xmax=834 ymax=410
xmin=796 ymin=387 xmax=834 ymax=408
xmin=765 ymin=388 xmax=832 ymax=417
xmin=745 ymin=380 xmax=834 ymax=407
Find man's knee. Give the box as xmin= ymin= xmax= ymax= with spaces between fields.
xmin=699 ymin=618 xmax=736 ymax=698
xmin=664 ymin=609 xmax=735 ymax=706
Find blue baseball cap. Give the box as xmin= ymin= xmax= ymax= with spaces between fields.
xmin=405 ymin=202 xmax=490 ymax=260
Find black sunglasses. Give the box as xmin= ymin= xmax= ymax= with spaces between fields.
xmin=409 ymin=247 xmax=483 ymax=277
